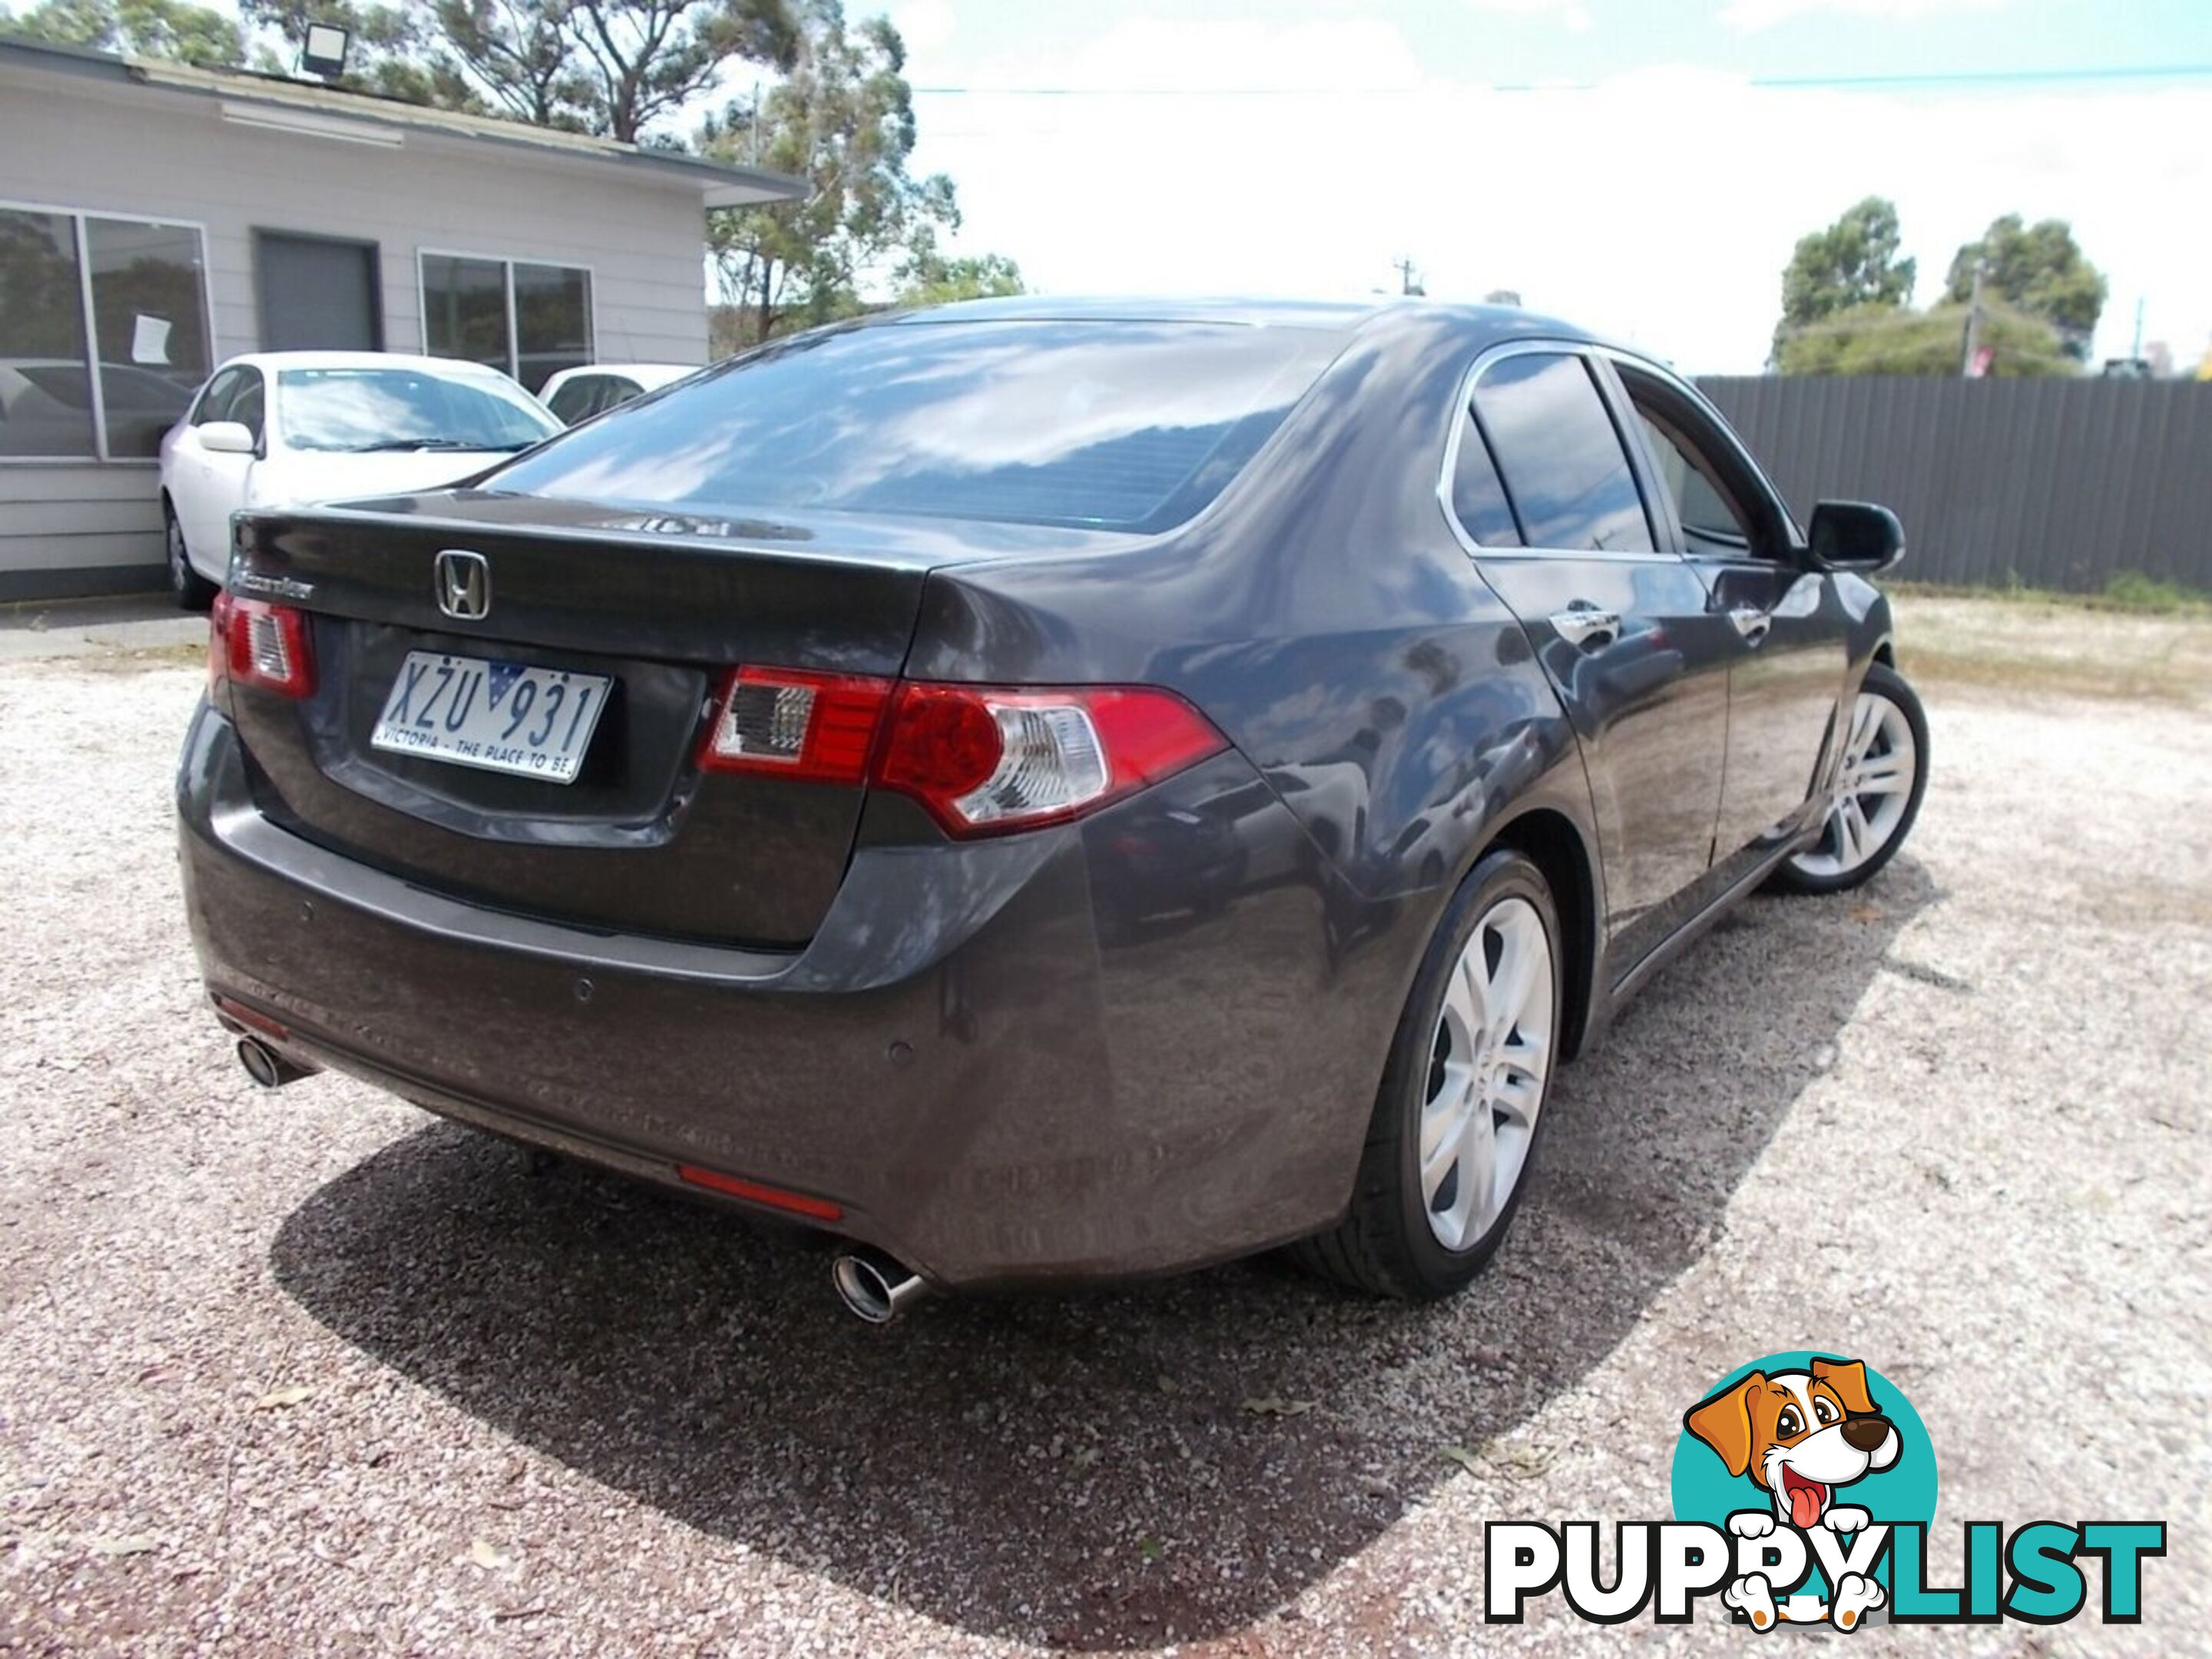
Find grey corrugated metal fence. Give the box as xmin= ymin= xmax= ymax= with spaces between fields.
xmin=1695 ymin=376 xmax=2212 ymax=592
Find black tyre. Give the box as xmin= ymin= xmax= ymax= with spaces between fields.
xmin=166 ymin=502 xmax=217 ymax=612
xmin=1293 ymin=847 xmax=1563 ymax=1299
xmin=1769 ymin=661 xmax=1929 ymax=896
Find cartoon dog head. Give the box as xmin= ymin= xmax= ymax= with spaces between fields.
xmin=1684 ymin=1357 xmax=1901 ymax=1530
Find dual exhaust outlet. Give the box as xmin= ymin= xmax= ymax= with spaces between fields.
xmin=230 ymin=1032 xmax=929 ymax=1323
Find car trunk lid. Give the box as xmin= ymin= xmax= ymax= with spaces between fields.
xmin=221 ymin=496 xmax=942 ymax=949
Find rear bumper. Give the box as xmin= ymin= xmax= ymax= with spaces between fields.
xmin=179 ymin=700 xmax=1411 ymax=1288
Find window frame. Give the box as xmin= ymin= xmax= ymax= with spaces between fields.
xmin=1436 ymin=338 xmax=1802 ymax=564
xmin=1438 ymin=339 xmax=1670 ymax=562
xmin=1606 ymin=358 xmax=1804 ymax=563
xmin=416 ymin=247 xmax=597 ymax=391
xmin=0 ymin=197 xmax=217 ymax=467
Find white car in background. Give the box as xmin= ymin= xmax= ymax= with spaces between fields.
xmin=159 ymin=351 xmax=561 ymax=608
xmin=538 ymin=361 xmax=700 ymax=425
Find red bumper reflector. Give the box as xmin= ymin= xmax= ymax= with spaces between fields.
xmin=212 ymin=994 xmax=289 ymax=1040
xmin=677 ymin=1164 xmax=845 ymax=1222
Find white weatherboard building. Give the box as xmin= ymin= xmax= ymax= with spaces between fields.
xmin=0 ymin=37 xmax=802 ymax=599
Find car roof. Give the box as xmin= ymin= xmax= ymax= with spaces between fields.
xmin=868 ymin=294 xmax=1601 ymax=345
xmin=545 ymin=363 xmax=698 ymax=386
xmin=220 ymin=350 xmax=524 ymax=378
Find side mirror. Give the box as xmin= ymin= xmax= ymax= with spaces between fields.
xmin=198 ymin=420 xmax=257 ymax=456
xmin=1806 ymin=500 xmax=1904 ymax=575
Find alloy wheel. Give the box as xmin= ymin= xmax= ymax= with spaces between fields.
xmin=167 ymin=514 xmax=190 ymax=593
xmin=1421 ymin=895 xmax=1554 ymax=1251
xmin=1790 ymin=690 xmax=1917 ymax=881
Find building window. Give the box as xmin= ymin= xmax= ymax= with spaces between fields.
xmin=0 ymin=204 xmax=211 ymax=461
xmin=421 ymin=252 xmax=592 ymax=395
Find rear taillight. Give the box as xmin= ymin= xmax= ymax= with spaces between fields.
xmin=697 ymin=667 xmax=893 ymax=783
xmin=876 ymin=683 xmax=1226 ymax=836
xmin=211 ymin=594 xmax=314 ymax=699
xmin=697 ymin=667 xmax=1227 ymax=837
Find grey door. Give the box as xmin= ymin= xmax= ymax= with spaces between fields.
xmin=257 ymin=232 xmax=382 ymax=351
xmin=1449 ymin=346 xmax=1733 ymax=975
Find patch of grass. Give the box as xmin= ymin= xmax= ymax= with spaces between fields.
xmin=2101 ymin=571 xmax=2212 ymax=614
xmin=1891 ymin=590 xmax=2212 ymax=709
xmin=1889 ymin=571 xmax=2212 ymax=617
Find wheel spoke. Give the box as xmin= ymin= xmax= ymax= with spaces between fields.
xmin=1839 ymin=797 xmax=1869 ymax=867
xmin=1443 ymin=948 xmax=1487 ymax=1041
xmin=1853 ymin=751 xmax=1911 ymax=794
xmin=1442 ymin=1101 xmax=1497 ymax=1246
xmin=1488 ymin=919 xmax=1537 ymax=1041
xmin=1420 ymin=1065 xmax=1478 ymax=1203
xmin=1846 ymin=694 xmax=1880 ymax=763
xmin=1493 ymin=1065 xmax=1543 ymax=1126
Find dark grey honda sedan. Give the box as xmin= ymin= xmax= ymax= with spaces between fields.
xmin=179 ymin=298 xmax=1927 ymax=1316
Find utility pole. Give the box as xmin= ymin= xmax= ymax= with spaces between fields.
xmin=1393 ymin=257 xmax=1425 ymax=297
xmin=2131 ymin=296 xmax=2146 ymax=359
xmin=1960 ymin=257 xmax=1988 ymax=377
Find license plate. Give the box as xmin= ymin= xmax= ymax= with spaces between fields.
xmin=370 ymin=651 xmax=612 ymax=784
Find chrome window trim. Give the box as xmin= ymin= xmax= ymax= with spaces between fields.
xmin=1435 ymin=337 xmax=1680 ymax=565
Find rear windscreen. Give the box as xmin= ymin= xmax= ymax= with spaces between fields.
xmin=484 ymin=319 xmax=1346 ymax=532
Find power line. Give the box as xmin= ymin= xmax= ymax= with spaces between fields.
xmin=909 ymin=62 xmax=2212 ymax=98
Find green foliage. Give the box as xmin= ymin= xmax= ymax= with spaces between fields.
xmin=1775 ymin=298 xmax=2078 ymax=377
xmin=1775 ymin=196 xmax=1917 ymax=358
xmin=0 ymin=210 xmax=88 ymax=356
xmin=700 ymin=0 xmax=959 ymax=347
xmin=894 ymin=248 xmax=1023 ymax=310
xmin=1945 ymin=214 xmax=2106 ymax=359
xmin=2 ymin=0 xmax=243 ymax=62
xmin=2103 ymin=571 xmax=2212 ymax=614
xmin=240 ymin=0 xmax=796 ymax=139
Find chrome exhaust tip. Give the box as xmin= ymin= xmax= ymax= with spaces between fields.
xmin=235 ymin=1035 xmax=309 ymax=1089
xmin=830 ymin=1247 xmax=930 ymax=1324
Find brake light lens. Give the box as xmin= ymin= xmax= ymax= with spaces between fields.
xmin=697 ymin=670 xmax=1230 ymax=837
xmin=697 ymin=667 xmax=893 ymax=783
xmin=212 ymin=594 xmax=314 ymax=699
xmin=878 ymin=684 xmax=1224 ymax=834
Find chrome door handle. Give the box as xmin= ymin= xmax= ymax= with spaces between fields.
xmin=1729 ymin=605 xmax=1772 ymax=645
xmin=1549 ymin=607 xmax=1621 ymax=648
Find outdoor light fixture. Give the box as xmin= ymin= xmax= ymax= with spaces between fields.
xmin=300 ymin=22 xmax=351 ymax=79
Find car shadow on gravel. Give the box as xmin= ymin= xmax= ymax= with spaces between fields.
xmin=270 ymin=859 xmax=1939 ymax=1649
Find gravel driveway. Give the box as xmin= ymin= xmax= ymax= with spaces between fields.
xmin=2 ymin=621 xmax=2207 ymax=1655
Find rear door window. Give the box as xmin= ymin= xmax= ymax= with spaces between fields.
xmin=1472 ymin=353 xmax=1655 ymax=554
xmin=486 ymin=319 xmax=1349 ymax=533
xmin=547 ymin=374 xmax=607 ymax=424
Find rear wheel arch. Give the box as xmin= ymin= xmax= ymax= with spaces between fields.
xmin=1481 ymin=806 xmax=1598 ymax=1063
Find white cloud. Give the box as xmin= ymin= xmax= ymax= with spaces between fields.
xmin=912 ymin=18 xmax=2212 ymax=373
xmin=1717 ymin=0 xmax=2005 ymax=32
xmin=890 ymin=0 xmax=957 ymax=58
xmin=1469 ymin=0 xmax=1595 ymax=34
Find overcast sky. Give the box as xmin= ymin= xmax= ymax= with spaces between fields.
xmin=884 ymin=0 xmax=2212 ymax=373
